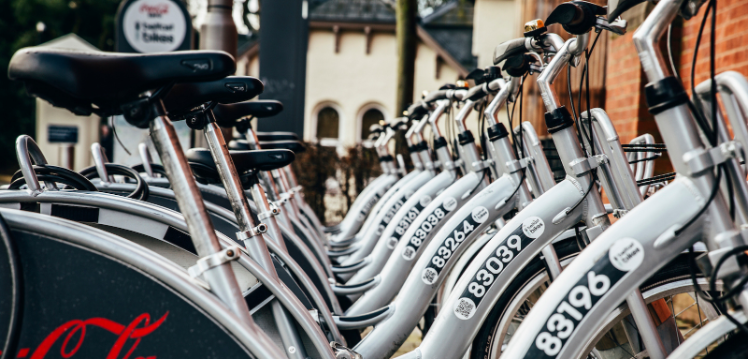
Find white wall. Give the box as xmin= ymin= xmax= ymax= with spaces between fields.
xmin=35 ymin=99 xmax=98 ymax=171
xmin=473 ymin=0 xmax=521 ymax=68
xmin=304 ymin=29 xmax=467 ymax=147
xmin=305 ymin=30 xmax=396 ymax=147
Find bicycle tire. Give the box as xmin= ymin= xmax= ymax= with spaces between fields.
xmin=471 ymin=244 xmax=711 ymax=359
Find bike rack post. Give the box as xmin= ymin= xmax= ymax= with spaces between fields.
xmin=91 ymin=142 xmax=113 ymax=184
xmin=15 ymin=135 xmax=55 ymax=195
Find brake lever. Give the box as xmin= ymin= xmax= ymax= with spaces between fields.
xmin=595 ymin=16 xmax=628 ymax=35
xmin=527 ymin=52 xmax=545 ymax=74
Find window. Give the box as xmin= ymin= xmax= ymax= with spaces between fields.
xmin=316 ymin=107 xmax=340 ymax=140
xmin=361 ymin=108 xmax=384 ymax=140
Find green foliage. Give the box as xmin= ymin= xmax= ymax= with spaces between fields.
xmin=292 ymin=144 xmax=339 ymax=222
xmin=0 ymin=0 xmax=121 ymax=173
xmin=337 ymin=145 xmax=380 ymax=215
xmin=292 ymin=143 xmax=382 ymax=224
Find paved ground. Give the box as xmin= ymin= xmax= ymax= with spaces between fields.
xmin=395 ymin=328 xmax=422 ymax=355
xmin=358 ymin=327 xmax=422 ymax=356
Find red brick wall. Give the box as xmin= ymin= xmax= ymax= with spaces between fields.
xmin=604 ymin=0 xmax=748 ymax=173
xmin=606 ymin=31 xmax=646 ymax=145
xmin=679 ymin=0 xmax=748 ymax=92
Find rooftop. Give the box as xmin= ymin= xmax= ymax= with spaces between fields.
xmin=309 ymin=0 xmax=397 ymax=23
xmin=309 ymin=0 xmax=476 ymax=71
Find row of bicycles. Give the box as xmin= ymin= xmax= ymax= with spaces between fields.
xmin=2 ymin=0 xmax=747 ymax=357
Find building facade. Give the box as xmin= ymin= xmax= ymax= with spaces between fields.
xmin=237 ymin=0 xmax=521 ymax=148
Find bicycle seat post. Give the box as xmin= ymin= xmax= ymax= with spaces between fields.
xmin=15 ymin=135 xmax=57 ymax=194
xmin=238 ymin=119 xmax=280 ymax=199
xmin=197 ymin=109 xmax=280 ymax=273
xmin=144 ymin=97 xmax=254 ymax=325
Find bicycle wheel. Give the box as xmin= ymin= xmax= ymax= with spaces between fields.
xmin=471 ymin=248 xmax=722 ymax=359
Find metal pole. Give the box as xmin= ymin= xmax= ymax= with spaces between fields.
xmin=200 ymin=0 xmax=238 ymax=57
xmin=196 ymin=0 xmax=237 ymax=147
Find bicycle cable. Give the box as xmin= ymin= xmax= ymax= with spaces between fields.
xmin=675 ymin=0 xmax=720 ymax=237
xmin=79 ymin=163 xmax=151 ymax=201
xmin=667 ymin=24 xmax=679 ymax=80
xmin=682 ymin=0 xmax=748 ymax=337
xmin=111 ymin=116 xmax=131 ymax=156
xmin=505 ymin=75 xmax=528 ymax=203
xmin=564 ymin=32 xmax=602 ymax=216
xmin=466 ymin=99 xmax=492 ymax=196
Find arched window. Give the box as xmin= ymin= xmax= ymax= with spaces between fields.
xmin=361 ymin=108 xmax=384 ymax=140
xmin=316 ymin=106 xmax=340 ymax=140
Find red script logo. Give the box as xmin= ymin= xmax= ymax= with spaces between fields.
xmin=17 ymin=312 xmax=169 ymax=359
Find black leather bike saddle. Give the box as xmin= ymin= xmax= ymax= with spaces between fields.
xmin=187 ymin=148 xmax=295 ymax=177
xmin=8 ymin=47 xmax=235 ymax=116
xmin=163 ymin=76 xmax=264 ymax=118
xmin=229 ymin=139 xmax=306 ymax=154
xmin=212 ymin=100 xmax=284 ymax=127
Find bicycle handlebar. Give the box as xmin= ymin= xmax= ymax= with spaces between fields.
xmin=406 ymin=102 xmax=428 ymax=119
xmin=493 ymin=37 xmax=530 ymax=65
xmin=423 ymin=89 xmax=450 ymax=103
xmin=465 ymin=84 xmax=488 ymax=101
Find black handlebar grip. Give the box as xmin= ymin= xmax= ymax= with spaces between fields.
xmin=503 ymin=54 xmax=531 ymax=77
xmin=390 ymin=117 xmax=409 ymax=129
xmin=493 ymin=38 xmax=529 ymax=65
xmin=465 ymin=84 xmax=488 ymax=101
xmin=406 ymin=102 xmax=427 ymax=119
xmin=546 ymin=1 xmax=606 ymax=35
xmin=423 ymin=89 xmax=449 ymax=103
xmin=607 ymin=0 xmax=646 ymax=20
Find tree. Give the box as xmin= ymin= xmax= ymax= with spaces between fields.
xmin=395 ymin=0 xmax=417 ymax=117
xmin=0 ymin=0 xmax=122 ymax=173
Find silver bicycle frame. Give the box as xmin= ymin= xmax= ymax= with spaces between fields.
xmin=103 ymin=181 xmax=344 ymax=334
xmin=396 ymin=178 xmax=587 ymax=359
xmin=441 ymin=115 xmax=560 ymax=303
xmin=330 ymin=169 xmax=424 ymax=254
xmin=0 ymin=207 xmax=286 ymax=359
xmin=399 ymin=33 xmax=622 ymax=359
xmin=145 ymin=111 xmax=253 ymax=322
xmin=335 ymin=110 xmax=444 ymax=274
xmin=329 ymin=125 xmax=422 ymax=247
xmin=694 ymin=75 xmax=748 ymax=226
xmin=0 ymin=188 xmax=337 ymax=358
xmin=200 ymin=111 xmax=338 ymax=358
xmin=328 ymin=122 xmax=409 ymax=238
xmin=352 ymin=106 xmax=542 ymax=359
xmin=325 ymin=120 xmax=423 ymax=240
xmin=628 ymin=133 xmax=657 ymax=197
xmin=501 ymin=1 xmax=745 ymax=357
xmin=344 ymin=98 xmax=472 ymax=293
xmin=330 ymin=174 xmax=398 ymax=242
xmin=138 ymin=142 xmax=156 ymax=178
xmin=662 ymin=71 xmax=748 ymax=358
xmin=91 ymin=142 xmax=114 ymax=183
xmin=234 ymin=117 xmax=345 ymax=318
